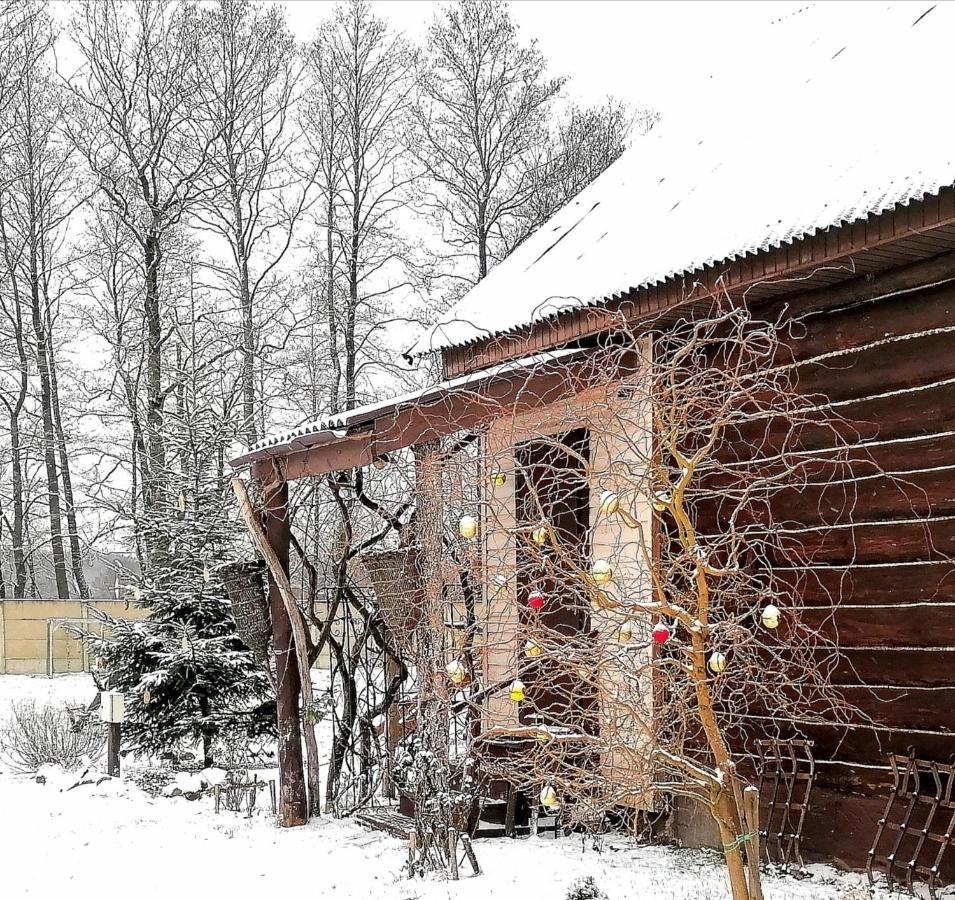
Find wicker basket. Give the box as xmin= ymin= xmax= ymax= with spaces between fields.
xmin=218 ymin=560 xmax=271 ymax=661
xmin=359 ymin=547 xmax=424 ymax=652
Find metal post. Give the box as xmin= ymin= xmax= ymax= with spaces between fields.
xmin=107 ymin=723 xmax=121 ymax=777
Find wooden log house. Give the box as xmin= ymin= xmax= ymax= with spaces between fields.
xmin=232 ymin=2 xmax=955 ymax=880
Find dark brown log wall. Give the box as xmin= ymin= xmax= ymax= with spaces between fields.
xmin=741 ymin=268 xmax=955 ymax=870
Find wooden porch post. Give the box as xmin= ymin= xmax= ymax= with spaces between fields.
xmin=414 ymin=441 xmax=449 ymax=756
xmin=263 ymin=478 xmax=308 ymax=826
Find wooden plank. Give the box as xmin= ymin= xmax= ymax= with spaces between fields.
xmin=798 ymin=604 xmax=955 ymax=648
xmin=776 ymin=560 xmax=955 ymax=605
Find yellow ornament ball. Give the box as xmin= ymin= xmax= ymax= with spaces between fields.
xmin=458 ymin=515 xmax=479 ymax=540
xmin=592 ymin=559 xmax=613 ymax=585
xmin=761 ymin=604 xmax=781 ymax=629
xmin=708 ymin=651 xmax=728 ymax=674
xmin=531 ymin=524 xmax=549 ymax=546
xmin=446 ymin=658 xmax=467 ymax=686
xmin=524 ymin=639 xmax=542 ymax=658
xmin=509 ymin=678 xmax=525 ymax=702
xmin=492 ymin=573 xmax=509 ymax=596
xmin=489 ymin=469 xmax=506 ymax=487
xmin=599 ymin=490 xmax=620 ymax=515
xmin=617 ymin=620 xmax=634 ymax=643
xmin=539 ymin=784 xmax=560 ymax=809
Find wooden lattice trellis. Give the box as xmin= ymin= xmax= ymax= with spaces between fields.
xmin=755 ymin=738 xmax=815 ymax=868
xmin=867 ymin=753 xmax=955 ymax=899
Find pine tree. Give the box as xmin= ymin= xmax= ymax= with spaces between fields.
xmin=80 ymin=286 xmax=275 ymax=767
xmin=86 ymin=490 xmax=274 ymax=767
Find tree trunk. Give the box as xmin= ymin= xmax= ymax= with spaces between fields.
xmin=262 ymin=479 xmax=308 ymax=826
xmin=47 ymin=321 xmax=90 ymax=599
xmin=28 ymin=219 xmax=70 ymax=598
xmin=142 ymin=228 xmax=166 ymax=541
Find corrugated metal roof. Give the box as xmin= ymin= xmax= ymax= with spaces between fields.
xmin=232 ymin=347 xmax=588 ymax=466
xmin=406 ymin=1 xmax=955 ymax=358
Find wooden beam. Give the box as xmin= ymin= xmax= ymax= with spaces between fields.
xmin=233 ymin=478 xmax=310 ymax=825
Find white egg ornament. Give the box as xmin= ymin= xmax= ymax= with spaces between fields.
xmin=708 ymin=651 xmax=728 ymax=674
xmin=446 ymin=658 xmax=467 ymax=686
xmin=539 ymin=784 xmax=560 ymax=810
xmin=761 ymin=604 xmax=782 ymax=630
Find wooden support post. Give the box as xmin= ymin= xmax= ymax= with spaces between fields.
xmin=262 ymin=478 xmax=308 ymax=827
xmin=107 ymin=723 xmax=121 ymax=777
xmin=743 ymin=785 xmax=765 ymax=900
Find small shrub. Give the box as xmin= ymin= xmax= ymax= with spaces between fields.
xmin=0 ymin=700 xmax=104 ymax=773
xmin=565 ymin=876 xmax=607 ymax=900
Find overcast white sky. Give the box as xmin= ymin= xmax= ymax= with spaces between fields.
xmin=276 ymin=0 xmax=806 ymax=118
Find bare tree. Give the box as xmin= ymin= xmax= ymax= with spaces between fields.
xmin=194 ymin=0 xmax=308 ymax=446
xmin=502 ymin=98 xmax=653 ymax=254
xmin=303 ymin=0 xmax=416 ymax=414
xmin=67 ymin=0 xmax=217 ymax=566
xmin=414 ymin=0 xmax=563 ymax=281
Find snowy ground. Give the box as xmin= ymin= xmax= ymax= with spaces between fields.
xmin=0 ymin=674 xmax=919 ymax=900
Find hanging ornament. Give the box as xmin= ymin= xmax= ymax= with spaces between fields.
xmin=524 ymin=639 xmax=542 ymax=658
xmin=652 ymin=491 xmax=671 ymax=512
xmin=531 ymin=524 xmax=549 ymax=546
xmin=142 ymin=689 xmax=151 ymax=705
xmin=509 ymin=678 xmax=525 ymax=702
xmin=527 ymin=589 xmax=545 ymax=610
xmin=458 ymin=515 xmax=479 ymax=540
xmin=492 ymin=573 xmax=509 ymax=596
xmin=592 ymin=559 xmax=613 ymax=585
xmin=446 ymin=658 xmax=467 ymax=686
xmin=708 ymin=651 xmax=727 ymax=674
xmin=761 ymin=604 xmax=781 ymax=630
xmin=489 ymin=469 xmax=506 ymax=488
xmin=599 ymin=490 xmax=620 ymax=515
xmin=177 ymin=493 xmax=186 ymax=513
xmin=652 ymin=622 xmax=671 ymax=644
xmin=617 ymin=619 xmax=634 ymax=643
xmin=539 ymin=784 xmax=560 ymax=810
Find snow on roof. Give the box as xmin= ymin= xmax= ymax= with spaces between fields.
xmin=407 ymin=1 xmax=955 ymax=358
xmin=232 ymin=347 xmax=588 ymax=465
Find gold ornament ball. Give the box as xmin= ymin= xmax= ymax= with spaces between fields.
xmin=509 ymin=678 xmax=525 ymax=702
xmin=617 ymin=620 xmax=634 ymax=643
xmin=761 ymin=604 xmax=781 ymax=629
xmin=492 ymin=573 xmax=509 ymax=596
xmin=592 ymin=559 xmax=613 ymax=585
xmin=599 ymin=490 xmax=620 ymax=515
xmin=531 ymin=524 xmax=549 ymax=546
xmin=458 ymin=515 xmax=479 ymax=540
xmin=708 ymin=651 xmax=728 ymax=674
xmin=446 ymin=658 xmax=467 ymax=686
xmin=524 ymin=639 xmax=542 ymax=658
xmin=539 ymin=784 xmax=560 ymax=809
xmin=490 ymin=470 xmax=506 ymax=487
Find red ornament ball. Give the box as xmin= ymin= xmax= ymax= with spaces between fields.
xmin=652 ymin=623 xmax=671 ymax=644
xmin=528 ymin=589 xmax=545 ymax=610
